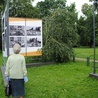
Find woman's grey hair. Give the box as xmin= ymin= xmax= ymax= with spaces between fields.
xmin=13 ymin=43 xmax=21 ymax=54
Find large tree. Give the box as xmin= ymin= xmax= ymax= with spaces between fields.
xmin=42 ymin=3 xmax=79 ymax=62
xmin=77 ymin=3 xmax=98 ymax=47
xmin=9 ymin=0 xmax=40 ymax=18
xmin=0 ymin=0 xmax=5 ymax=12
xmin=36 ymin=0 xmax=67 ymax=18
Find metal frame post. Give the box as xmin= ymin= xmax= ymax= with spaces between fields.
xmin=93 ymin=0 xmax=98 ymax=73
xmin=6 ymin=0 xmax=10 ymax=57
xmin=89 ymin=0 xmax=98 ymax=78
xmin=93 ymin=1 xmax=96 ymax=73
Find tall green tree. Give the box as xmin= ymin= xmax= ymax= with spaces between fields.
xmin=77 ymin=3 xmax=98 ymax=47
xmin=36 ymin=0 xmax=67 ymax=18
xmin=9 ymin=0 xmax=40 ymax=18
xmin=77 ymin=3 xmax=94 ymax=47
xmin=0 ymin=0 xmax=5 ymax=12
xmin=42 ymin=4 xmax=79 ymax=62
xmin=77 ymin=16 xmax=86 ymax=46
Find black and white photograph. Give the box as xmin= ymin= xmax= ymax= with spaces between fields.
xmin=26 ymin=26 xmax=41 ymax=36
xmin=9 ymin=25 xmax=25 ymax=36
xmin=27 ymin=37 xmax=41 ymax=47
xmin=9 ymin=37 xmax=25 ymax=48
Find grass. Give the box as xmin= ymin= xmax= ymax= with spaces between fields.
xmin=0 ymin=50 xmax=98 ymax=98
xmin=1 ymin=61 xmax=98 ymax=98
xmin=74 ymin=47 xmax=98 ymax=60
xmin=25 ymin=62 xmax=98 ymax=98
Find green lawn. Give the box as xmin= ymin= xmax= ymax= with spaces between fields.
xmin=0 ymin=50 xmax=98 ymax=98
xmin=74 ymin=47 xmax=98 ymax=60
xmin=25 ymin=61 xmax=98 ymax=98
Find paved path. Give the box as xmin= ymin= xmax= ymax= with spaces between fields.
xmin=75 ymin=57 xmax=98 ymax=63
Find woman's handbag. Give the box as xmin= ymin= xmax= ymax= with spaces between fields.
xmin=5 ymin=81 xmax=12 ymax=96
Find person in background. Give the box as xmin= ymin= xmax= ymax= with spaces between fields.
xmin=5 ymin=43 xmax=28 ymax=98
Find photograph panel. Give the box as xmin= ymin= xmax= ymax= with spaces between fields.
xmin=26 ymin=26 xmax=41 ymax=36
xmin=9 ymin=37 xmax=25 ymax=48
xmin=27 ymin=37 xmax=41 ymax=47
xmin=9 ymin=25 xmax=25 ymax=36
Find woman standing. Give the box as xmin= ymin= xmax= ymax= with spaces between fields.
xmin=5 ymin=43 xmax=28 ymax=98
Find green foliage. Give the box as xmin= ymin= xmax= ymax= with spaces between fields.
xmin=36 ymin=0 xmax=67 ymax=18
xmin=9 ymin=0 xmax=40 ymax=18
xmin=82 ymin=3 xmax=92 ymax=16
xmin=42 ymin=6 xmax=79 ymax=62
xmin=9 ymin=0 xmax=32 ymax=17
xmin=78 ymin=3 xmax=98 ymax=47
xmin=0 ymin=0 xmax=5 ymax=11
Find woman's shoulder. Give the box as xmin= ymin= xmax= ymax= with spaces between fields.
xmin=7 ymin=55 xmax=14 ymax=60
xmin=18 ymin=54 xmax=25 ymax=58
xmin=8 ymin=55 xmax=13 ymax=58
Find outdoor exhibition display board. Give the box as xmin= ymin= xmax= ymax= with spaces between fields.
xmin=2 ymin=17 xmax=42 ymax=57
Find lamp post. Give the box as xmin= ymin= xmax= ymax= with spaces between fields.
xmin=93 ymin=0 xmax=98 ymax=74
xmin=89 ymin=0 xmax=98 ymax=77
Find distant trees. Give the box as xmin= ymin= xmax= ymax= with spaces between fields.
xmin=9 ymin=0 xmax=40 ymax=18
xmin=0 ymin=0 xmax=5 ymax=12
xmin=77 ymin=3 xmax=98 ymax=47
xmin=36 ymin=0 xmax=67 ymax=18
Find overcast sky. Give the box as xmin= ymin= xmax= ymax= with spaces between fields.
xmin=32 ymin=0 xmax=92 ymax=17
